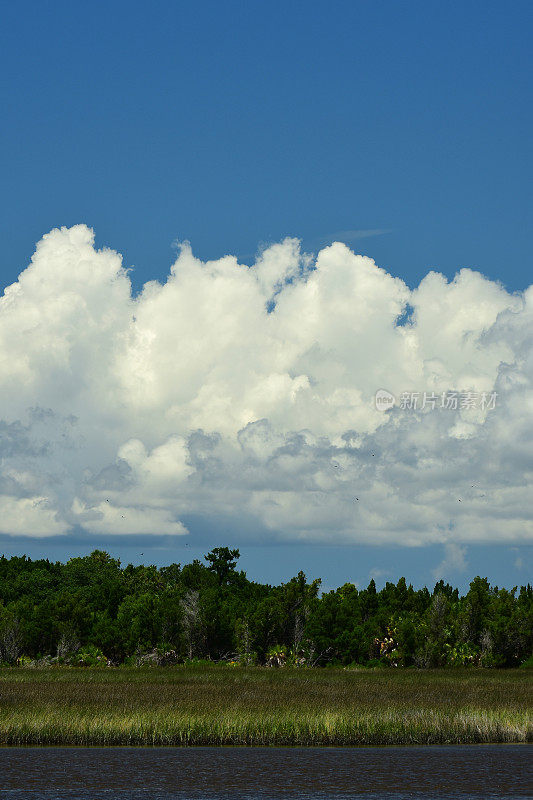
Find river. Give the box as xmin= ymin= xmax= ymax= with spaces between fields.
xmin=1 ymin=744 xmax=531 ymax=799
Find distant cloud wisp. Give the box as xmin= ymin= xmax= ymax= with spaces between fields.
xmin=330 ymin=228 xmax=393 ymax=241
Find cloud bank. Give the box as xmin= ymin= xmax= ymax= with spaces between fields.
xmin=0 ymin=225 xmax=531 ymax=546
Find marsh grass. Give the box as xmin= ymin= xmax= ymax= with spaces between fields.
xmin=0 ymin=665 xmax=531 ymax=746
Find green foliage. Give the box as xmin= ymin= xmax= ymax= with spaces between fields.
xmin=204 ymin=547 xmax=241 ymax=585
xmin=73 ymin=645 xmax=107 ymax=667
xmin=365 ymin=658 xmax=387 ymax=669
xmin=0 ymin=550 xmax=531 ymax=668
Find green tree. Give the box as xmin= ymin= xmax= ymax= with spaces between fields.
xmin=204 ymin=547 xmax=241 ymax=585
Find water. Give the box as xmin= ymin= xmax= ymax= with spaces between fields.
xmin=0 ymin=745 xmax=531 ymax=799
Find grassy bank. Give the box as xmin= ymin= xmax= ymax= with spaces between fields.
xmin=0 ymin=665 xmax=531 ymax=746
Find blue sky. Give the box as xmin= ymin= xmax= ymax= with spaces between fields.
xmin=2 ymin=1 xmax=531 ymax=292
xmin=0 ymin=1 xmax=531 ymax=589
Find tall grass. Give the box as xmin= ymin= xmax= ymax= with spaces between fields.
xmin=0 ymin=665 xmax=531 ymax=746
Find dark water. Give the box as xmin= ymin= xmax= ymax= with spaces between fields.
xmin=0 ymin=745 xmax=531 ymax=800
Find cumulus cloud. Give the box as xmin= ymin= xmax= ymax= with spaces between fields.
xmin=0 ymin=224 xmax=531 ymax=545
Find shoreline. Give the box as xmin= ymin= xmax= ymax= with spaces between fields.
xmin=1 ymin=742 xmax=532 ymax=749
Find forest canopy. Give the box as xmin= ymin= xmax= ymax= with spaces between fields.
xmin=0 ymin=548 xmax=531 ymax=669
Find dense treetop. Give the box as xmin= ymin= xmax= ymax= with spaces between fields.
xmin=0 ymin=548 xmax=531 ymax=668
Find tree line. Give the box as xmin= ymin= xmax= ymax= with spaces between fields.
xmin=0 ymin=547 xmax=531 ymax=668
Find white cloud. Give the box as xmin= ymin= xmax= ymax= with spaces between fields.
xmin=0 ymin=495 xmax=68 ymax=537
xmin=71 ymin=498 xmax=187 ymax=537
xmin=369 ymin=567 xmax=391 ymax=581
xmin=0 ymin=224 xmax=531 ymax=545
xmin=432 ymin=543 xmax=468 ymax=580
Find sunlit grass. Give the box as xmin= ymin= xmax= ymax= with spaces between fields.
xmin=0 ymin=665 xmax=531 ymax=745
